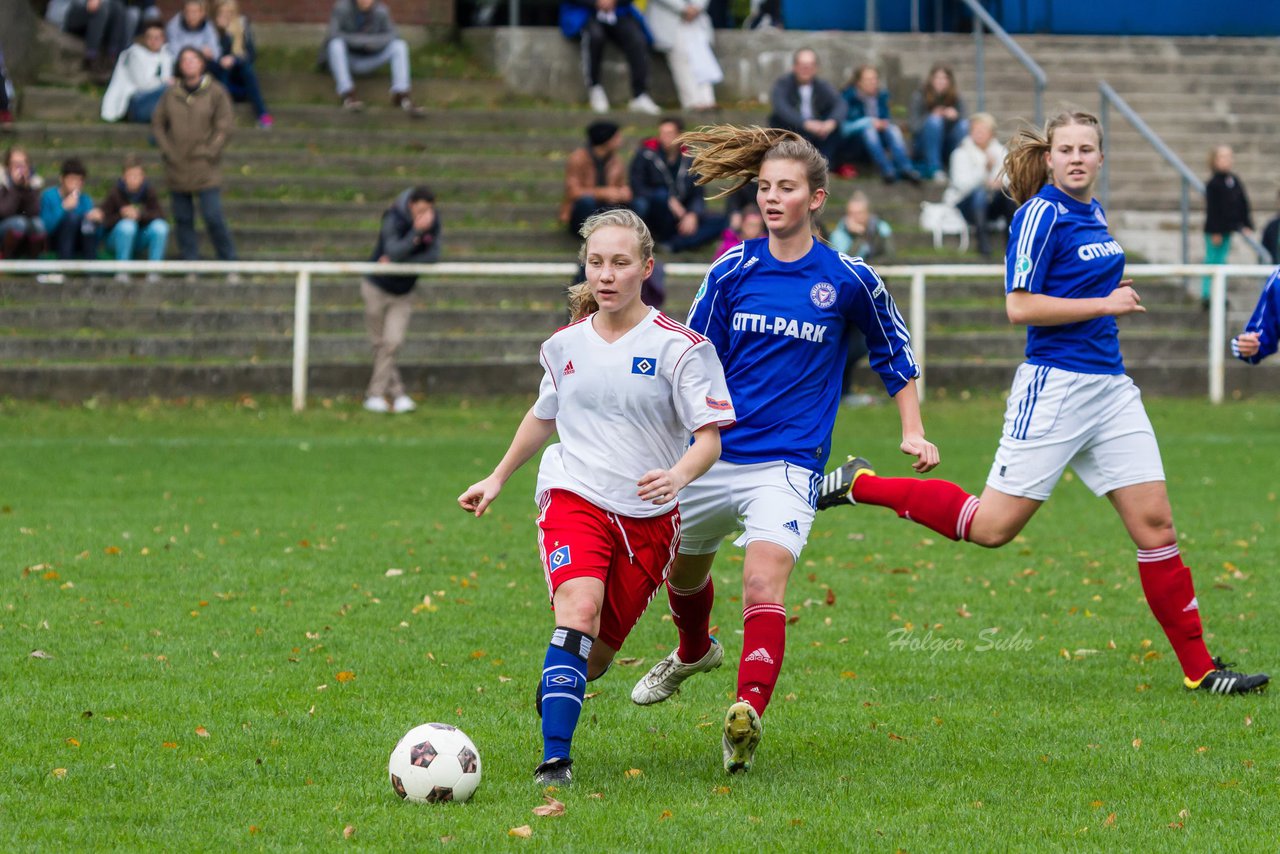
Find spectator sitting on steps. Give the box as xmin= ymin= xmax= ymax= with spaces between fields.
xmin=943 ymin=112 xmax=1017 ymax=258
xmin=211 ymin=0 xmax=274 ymax=129
xmin=766 ymin=48 xmax=845 ymax=167
xmin=100 ymin=155 xmax=170 ymax=283
xmin=321 ymin=0 xmax=426 ymax=118
xmin=559 ymin=0 xmax=661 ymax=115
xmin=165 ymin=0 xmax=221 ymax=67
xmin=839 ymin=65 xmax=920 ymax=185
xmin=362 ymin=186 xmax=442 ymax=415
xmin=0 ymin=147 xmax=47 ymax=260
xmin=560 ymin=120 xmax=633 ymax=235
xmin=40 ymin=158 xmax=104 ymax=266
xmin=46 ymin=0 xmax=133 ymax=84
xmin=101 ymin=21 xmax=173 ymax=124
xmin=629 ymin=116 xmax=725 ymax=254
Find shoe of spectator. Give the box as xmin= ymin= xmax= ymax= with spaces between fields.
xmin=391 ymin=394 xmax=417 ymax=414
xmin=37 ymin=273 xmax=66 ymax=285
xmin=114 ymin=272 xmax=131 ymax=284
xmin=257 ymin=114 xmax=274 ymax=130
xmin=588 ymin=85 xmax=610 ymax=114
xmin=364 ymin=396 xmax=390 ymax=414
xmin=393 ymin=93 xmax=426 ymax=119
xmin=931 ymin=170 xmax=949 ymax=185
xmin=834 ymin=163 xmax=858 ymax=180
xmin=628 ymin=93 xmax=661 ymax=115
xmin=340 ymin=91 xmax=365 ymax=112
xmin=146 ymin=272 xmax=162 ymax=284
xmin=903 ymin=169 xmax=923 ymax=185
xmin=0 ymin=110 xmax=12 ymax=129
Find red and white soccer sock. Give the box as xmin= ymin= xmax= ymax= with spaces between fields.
xmin=737 ymin=602 xmax=787 ymax=717
xmin=667 ymin=576 xmax=714 ymax=664
xmin=1137 ymin=544 xmax=1215 ymax=680
xmin=852 ymin=475 xmax=980 ymax=541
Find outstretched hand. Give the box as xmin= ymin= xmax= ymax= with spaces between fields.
xmin=901 ymin=434 xmax=940 ymax=473
xmin=457 ymin=475 xmax=503 ymax=518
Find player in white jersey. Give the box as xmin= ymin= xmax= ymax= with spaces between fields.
xmin=821 ymin=111 xmax=1267 ymax=695
xmin=626 ymin=126 xmax=942 ymax=774
xmin=458 ymin=209 xmax=735 ymax=786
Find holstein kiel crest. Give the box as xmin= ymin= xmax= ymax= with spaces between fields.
xmin=810 ymin=281 xmax=836 ymax=309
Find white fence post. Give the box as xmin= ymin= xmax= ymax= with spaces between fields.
xmin=1209 ymin=268 xmax=1227 ymax=404
xmin=910 ymin=269 xmax=926 ymax=402
xmin=292 ymin=269 xmax=311 ymax=413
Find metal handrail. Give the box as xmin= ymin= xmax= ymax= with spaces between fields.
xmin=1099 ymin=80 xmax=1270 ymax=265
xmin=957 ymin=0 xmax=1045 ymax=126
xmin=0 ymin=259 xmax=1267 ymax=410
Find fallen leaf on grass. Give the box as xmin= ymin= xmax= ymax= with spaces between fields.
xmin=887 ymin=733 xmax=905 ymax=741
xmin=52 ymin=768 xmax=67 ymax=779
xmin=616 ymin=657 xmax=644 ymax=667
xmin=66 ymin=738 xmax=79 ymax=747
xmin=659 ymin=810 xmax=672 ymax=820
xmin=713 ymin=786 xmax=730 ymax=795
xmin=342 ymin=825 xmax=355 ymax=839
xmin=532 ymin=795 xmax=564 ymax=817
xmin=1090 ymin=800 xmax=1104 ymax=808
xmin=162 ymin=742 xmax=178 ymax=749
xmin=195 ymin=726 xmax=210 ymax=738
xmin=335 ymin=671 xmax=355 ymax=683
xmin=825 ymin=589 xmax=836 ymax=606
xmin=588 ymin=793 xmax=603 ymax=799
xmin=1102 ymin=813 xmax=1116 ymax=828
xmin=840 ymin=671 xmax=858 ymax=679
xmin=956 ymin=604 xmax=972 ymax=618
xmin=508 ymin=825 xmax=532 ymax=838
xmin=1245 ymin=715 xmax=1253 ymax=727
xmin=624 ymin=768 xmax=643 ymax=778
xmin=1132 ymin=738 xmax=1142 ymax=750
xmin=440 ymin=835 xmax=454 ymax=844
xmin=498 ymin=676 xmax=512 ymax=683
xmin=786 ymin=615 xmax=800 ymax=625
xmin=29 ymin=649 xmax=54 ymax=659
xmin=104 ymin=546 xmax=121 ymax=555
xmin=385 ymin=569 xmax=404 ymax=577
xmin=584 ymin=691 xmax=601 ymax=700
xmin=249 ymin=826 xmax=260 ymax=835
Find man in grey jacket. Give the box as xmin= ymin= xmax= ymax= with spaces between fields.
xmin=766 ymin=48 xmax=846 ymax=165
xmin=322 ymin=0 xmax=425 ymax=117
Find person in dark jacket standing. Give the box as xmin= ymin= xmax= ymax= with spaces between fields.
xmin=362 ymin=185 xmax=441 ymax=414
xmin=322 ymin=0 xmax=425 ymax=117
xmin=629 ymin=116 xmax=724 ymax=253
xmin=766 ymin=48 xmax=846 ymax=166
xmin=100 ymin=155 xmax=170 ymax=282
xmin=1202 ymin=144 xmax=1253 ymax=305
xmin=152 ymin=47 xmax=237 ymax=278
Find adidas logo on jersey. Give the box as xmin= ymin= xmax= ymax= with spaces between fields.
xmin=783 ymin=520 xmax=800 ymax=535
xmin=743 ymin=256 xmax=759 ymax=269
xmin=745 ymin=647 xmax=774 ymax=665
xmin=562 ymin=361 xmax=575 ymax=376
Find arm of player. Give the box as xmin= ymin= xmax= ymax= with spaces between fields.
xmin=457 ymin=408 xmax=556 ymax=517
xmin=636 ymin=423 xmax=721 ymax=505
xmin=890 ymin=378 xmax=939 ymax=473
xmin=1232 ymin=269 xmax=1280 ymax=364
xmin=1006 ymin=279 xmax=1145 ymax=326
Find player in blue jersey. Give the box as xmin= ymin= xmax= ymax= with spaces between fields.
xmin=1232 ymin=266 xmax=1280 ymax=363
xmin=820 ymin=111 xmax=1268 ymax=695
xmin=627 ymin=125 xmax=940 ymax=773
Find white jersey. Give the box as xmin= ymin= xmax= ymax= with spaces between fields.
xmin=533 ymin=307 xmax=736 ymax=518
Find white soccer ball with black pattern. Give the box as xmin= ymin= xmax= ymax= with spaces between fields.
xmin=388 ymin=723 xmax=482 ymax=803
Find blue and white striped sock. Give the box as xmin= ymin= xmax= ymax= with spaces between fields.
xmin=541 ymin=626 xmax=592 ymax=763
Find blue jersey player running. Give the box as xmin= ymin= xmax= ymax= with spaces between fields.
xmin=819 ymin=111 xmax=1268 ymax=696
xmin=1232 ymin=266 xmax=1280 ymax=364
xmin=628 ymin=125 xmax=940 ymax=774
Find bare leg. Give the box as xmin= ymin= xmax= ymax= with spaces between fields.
xmin=966 ymin=485 xmax=1044 ymax=548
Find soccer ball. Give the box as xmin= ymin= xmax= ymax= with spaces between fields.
xmin=388 ymin=723 xmax=482 ymax=803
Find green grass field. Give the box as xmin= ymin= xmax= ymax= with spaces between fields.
xmin=3 ymin=395 xmax=1276 ymax=850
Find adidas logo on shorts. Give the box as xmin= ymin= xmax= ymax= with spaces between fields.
xmin=783 ymin=520 xmax=800 ymax=534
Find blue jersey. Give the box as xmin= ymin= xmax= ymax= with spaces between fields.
xmin=687 ymin=236 xmax=919 ymax=472
xmin=1006 ymin=184 xmax=1125 ymax=374
xmin=1233 ymin=266 xmax=1280 ymax=364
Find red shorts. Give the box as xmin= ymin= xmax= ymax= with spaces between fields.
xmin=536 ymin=488 xmax=681 ymax=651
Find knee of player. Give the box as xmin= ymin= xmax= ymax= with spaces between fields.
xmin=555 ymin=596 xmax=601 ymax=632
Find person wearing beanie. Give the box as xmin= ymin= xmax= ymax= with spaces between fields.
xmin=559 ymin=120 xmax=634 ymax=235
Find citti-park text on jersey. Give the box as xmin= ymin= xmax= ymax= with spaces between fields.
xmin=732 ymin=312 xmax=829 ymax=343
xmin=1076 ymin=240 xmax=1122 ymax=261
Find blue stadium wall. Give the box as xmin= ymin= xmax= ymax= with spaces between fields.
xmin=783 ymin=0 xmax=1280 ymax=36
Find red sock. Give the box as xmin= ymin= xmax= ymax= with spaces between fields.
xmin=668 ymin=576 xmax=714 ymax=663
xmin=737 ymin=603 xmax=787 ymax=717
xmin=1137 ymin=544 xmax=1214 ymax=680
xmin=852 ymin=474 xmax=980 ymax=541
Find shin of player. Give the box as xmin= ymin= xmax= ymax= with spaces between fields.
xmin=458 ymin=208 xmax=734 ymax=785
xmin=819 ymin=112 xmax=1267 ymax=695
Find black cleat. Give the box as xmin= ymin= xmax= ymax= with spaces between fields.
xmin=1185 ymin=657 xmax=1269 ymax=694
xmin=816 ymin=455 xmax=875 ymax=510
xmin=534 ymin=757 xmax=573 ymax=786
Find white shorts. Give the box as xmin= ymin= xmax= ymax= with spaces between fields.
xmin=985 ymin=363 xmax=1166 ymax=501
xmin=676 ymin=459 xmax=820 ymax=561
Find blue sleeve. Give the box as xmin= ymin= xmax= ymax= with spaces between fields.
xmin=1234 ymin=268 xmax=1280 ymax=364
xmin=1006 ymin=197 xmax=1058 ymax=294
xmin=842 ymin=256 xmax=919 ymax=396
xmin=686 ymin=247 xmax=740 ymax=358
xmin=39 ymin=188 xmax=63 ymax=232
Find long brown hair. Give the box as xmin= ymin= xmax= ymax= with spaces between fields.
xmin=567 ymin=208 xmax=655 ymax=322
xmin=677 ymin=125 xmax=828 ymax=218
xmin=922 ymin=64 xmax=959 ymax=110
xmin=1002 ymin=110 xmax=1103 ymax=206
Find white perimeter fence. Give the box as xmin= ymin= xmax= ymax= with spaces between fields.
xmin=1 ymin=260 xmax=1273 ymax=410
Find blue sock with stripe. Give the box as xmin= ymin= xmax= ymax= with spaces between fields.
xmin=541 ymin=626 xmax=592 ymax=763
